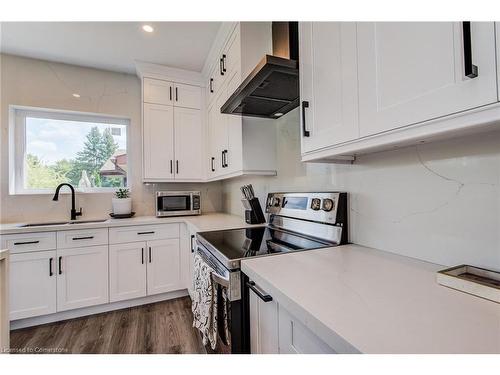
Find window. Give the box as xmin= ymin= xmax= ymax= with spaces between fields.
xmin=11 ymin=106 xmax=130 ymax=194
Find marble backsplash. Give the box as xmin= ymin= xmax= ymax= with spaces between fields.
xmin=222 ymin=108 xmax=500 ymax=270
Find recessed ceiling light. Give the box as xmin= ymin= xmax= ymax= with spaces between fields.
xmin=72 ymin=93 xmax=81 ymax=98
xmin=274 ymin=112 xmax=283 ymax=117
xmin=142 ymin=24 xmax=154 ymax=33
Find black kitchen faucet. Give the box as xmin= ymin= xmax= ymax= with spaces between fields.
xmin=52 ymin=183 xmax=82 ymax=221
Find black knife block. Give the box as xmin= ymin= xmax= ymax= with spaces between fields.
xmin=243 ymin=198 xmax=266 ymax=224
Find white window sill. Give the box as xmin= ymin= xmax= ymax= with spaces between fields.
xmin=10 ymin=188 xmax=130 ymax=196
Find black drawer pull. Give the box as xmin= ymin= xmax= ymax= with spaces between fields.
xmin=169 ymin=86 xmax=172 ymax=101
xmin=58 ymin=256 xmax=63 ymax=275
xmin=141 ymin=248 xmax=144 ymax=264
xmin=247 ymin=281 xmax=273 ymax=302
xmin=49 ymin=257 xmax=54 ymax=277
xmin=301 ymin=101 xmax=310 ymax=137
xmin=137 ymin=231 xmax=155 ymax=235
xmin=211 ymin=157 xmax=215 ymax=172
xmin=462 ymin=22 xmax=478 ymax=78
xmin=72 ymin=236 xmax=94 ymax=241
xmin=14 ymin=240 xmax=40 ymax=245
xmin=209 ymin=78 xmax=214 ymax=93
xmin=175 ymin=87 xmax=179 ymax=101
xmin=149 ymin=247 xmax=152 ymax=263
xmin=222 ymin=54 xmax=227 ymax=72
xmin=190 ymin=235 xmax=195 ymax=253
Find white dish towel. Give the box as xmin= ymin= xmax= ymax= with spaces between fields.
xmin=192 ymin=253 xmax=219 ymax=350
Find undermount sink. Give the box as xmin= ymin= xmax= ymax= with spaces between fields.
xmin=18 ymin=219 xmax=108 ymax=227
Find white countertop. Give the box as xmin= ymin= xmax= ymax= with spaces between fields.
xmin=0 ymin=212 xmax=254 ymax=235
xmin=241 ymin=244 xmax=500 ymax=354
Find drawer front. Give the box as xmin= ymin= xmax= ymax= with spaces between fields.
xmin=109 ymin=224 xmax=179 ymax=244
xmin=57 ymin=228 xmax=108 ymax=249
xmin=1 ymin=232 xmax=56 ymax=254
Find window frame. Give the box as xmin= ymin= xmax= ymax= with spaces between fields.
xmin=9 ymin=105 xmax=131 ymax=195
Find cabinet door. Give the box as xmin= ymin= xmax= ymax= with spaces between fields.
xmin=109 ymin=242 xmax=147 ymax=302
xmin=249 ymin=284 xmax=279 ymax=354
xmin=207 ymin=66 xmax=218 ymax=107
xmin=278 ymin=306 xmax=335 ymax=354
xmin=187 ymin=231 xmax=196 ymax=297
xmin=223 ymin=27 xmax=241 ymax=80
xmin=224 ymin=70 xmax=243 ymax=174
xmin=9 ymin=251 xmax=56 ymax=320
xmin=146 ymin=239 xmax=182 ymax=296
xmin=173 ymin=83 xmax=202 ymax=110
xmin=299 ymin=22 xmax=359 ymax=153
xmin=174 ymin=107 xmax=204 ymax=180
xmin=207 ymin=103 xmax=219 ymax=178
xmin=214 ymin=90 xmax=229 ymax=175
xmin=56 ymin=246 xmax=108 ymax=312
xmin=357 ymin=22 xmax=498 ymax=136
xmin=143 ymin=103 xmax=175 ymax=180
xmin=143 ymin=78 xmax=173 ymax=106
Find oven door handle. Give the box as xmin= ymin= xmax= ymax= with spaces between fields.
xmin=246 ymin=280 xmax=273 ymax=302
xmin=211 ymin=271 xmax=230 ymax=288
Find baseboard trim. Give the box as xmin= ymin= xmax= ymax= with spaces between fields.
xmin=10 ymin=289 xmax=189 ymax=330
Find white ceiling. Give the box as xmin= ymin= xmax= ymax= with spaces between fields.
xmin=0 ymin=22 xmax=222 ymax=74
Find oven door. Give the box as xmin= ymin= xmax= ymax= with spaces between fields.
xmin=156 ymin=192 xmax=198 ymax=216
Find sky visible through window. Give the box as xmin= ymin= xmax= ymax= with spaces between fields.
xmin=25 ymin=117 xmax=127 ymax=189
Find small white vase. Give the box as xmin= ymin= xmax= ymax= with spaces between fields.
xmin=112 ymin=197 xmax=132 ymax=215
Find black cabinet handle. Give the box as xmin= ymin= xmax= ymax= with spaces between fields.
xmin=221 ymin=151 xmax=225 ymax=168
xmin=223 ymin=150 xmax=228 ymax=168
xmin=49 ymin=257 xmax=54 ymax=277
xmin=301 ymin=101 xmax=310 ymax=137
xmin=222 ymin=54 xmax=227 ymax=73
xmin=148 ymin=247 xmax=152 ymax=263
xmin=137 ymin=231 xmax=155 ymax=235
xmin=176 ymin=160 xmax=179 ymax=174
xmin=169 ymin=86 xmax=172 ymax=101
xmin=211 ymin=157 xmax=215 ymax=172
xmin=58 ymin=256 xmax=63 ymax=275
xmin=14 ymin=240 xmax=40 ymax=245
xmin=170 ymin=160 xmax=173 ymax=174
xmin=219 ymin=58 xmax=224 ymax=76
xmin=141 ymin=248 xmax=144 ymax=264
xmin=246 ymin=281 xmax=273 ymax=302
xmin=209 ymin=78 xmax=214 ymax=93
xmin=72 ymin=236 xmax=94 ymax=241
xmin=175 ymin=87 xmax=178 ymax=101
xmin=190 ymin=235 xmax=195 ymax=253
xmin=463 ymin=22 xmax=478 ymax=78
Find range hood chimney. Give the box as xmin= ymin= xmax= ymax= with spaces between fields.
xmin=220 ymin=22 xmax=299 ymax=119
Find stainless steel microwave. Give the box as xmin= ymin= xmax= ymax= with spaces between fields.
xmin=156 ymin=191 xmax=201 ymax=217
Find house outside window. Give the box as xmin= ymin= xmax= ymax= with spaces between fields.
xmin=10 ymin=106 xmax=130 ymax=194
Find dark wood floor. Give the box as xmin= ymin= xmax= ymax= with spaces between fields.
xmin=10 ymin=297 xmax=208 ymax=354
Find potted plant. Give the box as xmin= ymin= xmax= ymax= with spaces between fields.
xmin=112 ymin=188 xmax=132 ymax=215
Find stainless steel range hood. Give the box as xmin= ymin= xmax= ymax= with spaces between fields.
xmin=220 ymin=22 xmax=299 ymax=119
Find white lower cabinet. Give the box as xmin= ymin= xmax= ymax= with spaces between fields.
xmin=56 ymin=245 xmax=109 ymax=312
xmin=278 ymin=306 xmax=335 ymax=354
xmin=146 ymin=239 xmax=182 ymax=296
xmin=249 ymin=284 xmax=279 ymax=354
xmin=109 ymin=242 xmax=147 ymax=302
xmin=248 ymin=279 xmax=336 ymax=354
xmin=9 ymin=250 xmax=57 ymax=320
xmin=109 ymin=239 xmax=182 ymax=302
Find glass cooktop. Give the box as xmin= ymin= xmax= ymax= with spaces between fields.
xmin=197 ymin=226 xmax=331 ymax=262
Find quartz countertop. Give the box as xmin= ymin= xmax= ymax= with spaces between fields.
xmin=241 ymin=244 xmax=500 ymax=354
xmin=0 ymin=212 xmax=254 ymax=235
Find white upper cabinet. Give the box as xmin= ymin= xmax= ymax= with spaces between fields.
xmin=300 ymin=21 xmax=500 ymax=162
xmin=173 ymin=83 xmax=202 ymax=110
xmin=173 ymin=107 xmax=204 ymax=180
xmin=300 ymin=22 xmax=359 ymax=154
xmin=143 ymin=103 xmax=175 ymax=181
xmin=143 ymin=78 xmax=174 ymax=106
xmin=357 ymin=22 xmax=498 ymax=136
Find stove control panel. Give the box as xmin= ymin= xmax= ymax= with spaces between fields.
xmin=265 ymin=192 xmax=346 ymax=225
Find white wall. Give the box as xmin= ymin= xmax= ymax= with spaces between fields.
xmin=0 ymin=54 xmax=222 ymax=223
xmin=222 ymin=108 xmax=500 ymax=270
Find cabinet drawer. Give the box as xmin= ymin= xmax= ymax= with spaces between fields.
xmin=1 ymin=232 xmax=56 ymax=254
xmin=109 ymin=224 xmax=179 ymax=244
xmin=57 ymin=228 xmax=108 ymax=249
